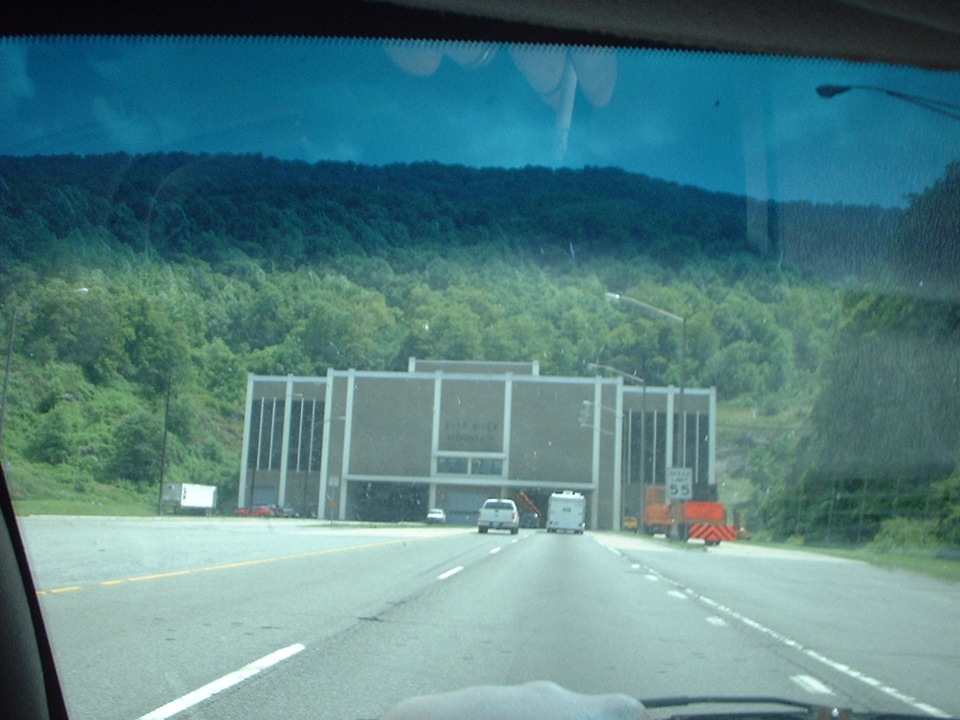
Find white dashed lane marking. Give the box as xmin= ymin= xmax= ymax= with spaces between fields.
xmin=437 ymin=566 xmax=464 ymax=580
xmin=139 ymin=643 xmax=305 ymax=720
xmin=791 ymin=674 xmax=835 ymax=695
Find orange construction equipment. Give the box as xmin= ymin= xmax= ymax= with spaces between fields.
xmin=516 ymin=491 xmax=542 ymax=518
xmin=641 ymin=485 xmax=737 ymax=544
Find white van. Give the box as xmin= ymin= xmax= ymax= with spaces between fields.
xmin=546 ymin=491 xmax=586 ymax=534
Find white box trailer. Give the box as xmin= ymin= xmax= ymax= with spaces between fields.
xmin=162 ymin=483 xmax=217 ymax=515
xmin=546 ymin=491 xmax=586 ymax=534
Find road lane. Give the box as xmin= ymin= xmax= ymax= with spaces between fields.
xmin=192 ymin=530 xmax=923 ymax=720
xmin=22 ymin=518 xmax=490 ymax=720
xmin=599 ymin=533 xmax=959 ymax=717
xmin=18 ymin=516 xmax=470 ymax=590
xmin=18 ymin=519 xmax=959 ymax=720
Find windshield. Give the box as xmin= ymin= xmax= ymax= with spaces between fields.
xmin=2 ymin=33 xmax=959 ymax=720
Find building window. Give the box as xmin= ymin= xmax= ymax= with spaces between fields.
xmin=437 ymin=456 xmax=468 ymax=474
xmin=471 ymin=458 xmax=503 ymax=475
xmin=287 ymin=399 xmax=324 ymax=474
xmin=436 ymin=456 xmax=504 ymax=476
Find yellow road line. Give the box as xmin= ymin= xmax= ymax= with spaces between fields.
xmin=38 ymin=537 xmax=417 ymax=595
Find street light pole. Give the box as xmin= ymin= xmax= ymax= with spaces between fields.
xmin=587 ymin=362 xmax=645 ymax=386
xmin=156 ymin=364 xmax=173 ymax=516
xmin=816 ymin=84 xmax=960 ymax=121
xmin=604 ymin=292 xmax=686 ymax=462
xmin=0 ymin=308 xmax=20 ymax=460
xmin=605 ymin=291 xmax=688 ymax=538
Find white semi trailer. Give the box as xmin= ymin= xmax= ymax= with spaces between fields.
xmin=161 ymin=483 xmax=217 ymax=515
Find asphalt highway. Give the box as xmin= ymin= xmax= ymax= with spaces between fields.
xmin=17 ymin=516 xmax=960 ymax=720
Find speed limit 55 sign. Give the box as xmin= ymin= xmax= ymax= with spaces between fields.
xmin=667 ymin=467 xmax=693 ymax=500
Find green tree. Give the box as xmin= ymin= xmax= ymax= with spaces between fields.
xmin=809 ymin=293 xmax=960 ymax=482
xmin=296 ymin=281 xmax=401 ymax=372
xmin=402 ymin=290 xmax=484 ymax=361
xmin=702 ymin=341 xmax=764 ymax=397
xmin=28 ymin=402 xmax=80 ymax=465
xmin=110 ymin=411 xmax=165 ymax=485
xmin=932 ymin=471 xmax=960 ymax=545
xmin=892 ymin=161 xmax=960 ymax=300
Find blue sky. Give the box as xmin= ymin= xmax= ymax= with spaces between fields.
xmin=2 ymin=37 xmax=959 ymax=207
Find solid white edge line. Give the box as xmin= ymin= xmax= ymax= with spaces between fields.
xmin=437 ymin=566 xmax=464 ymax=580
xmin=597 ymin=542 xmax=949 ymax=717
xmin=139 ymin=643 xmax=305 ymax=720
xmin=695 ymin=594 xmax=950 ymax=717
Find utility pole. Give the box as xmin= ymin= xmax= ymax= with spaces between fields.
xmin=0 ymin=309 xmax=19 ymax=460
xmin=156 ymin=365 xmax=173 ymax=516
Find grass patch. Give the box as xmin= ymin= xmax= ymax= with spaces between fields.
xmin=751 ymin=541 xmax=960 ymax=583
xmin=14 ymin=496 xmax=156 ymax=516
xmin=7 ymin=460 xmax=159 ymax=517
xmin=802 ymin=546 xmax=960 ymax=583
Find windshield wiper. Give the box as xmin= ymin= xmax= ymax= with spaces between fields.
xmin=643 ymin=697 xmax=818 ymax=711
xmin=639 ymin=696 xmax=956 ymax=720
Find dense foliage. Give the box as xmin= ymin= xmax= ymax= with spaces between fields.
xmin=0 ymin=153 xmax=957 ymax=546
xmin=0 ymin=152 xmax=899 ymax=274
xmin=758 ymin=165 xmax=960 ymax=545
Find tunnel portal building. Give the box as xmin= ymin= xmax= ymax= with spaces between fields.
xmin=238 ymin=359 xmax=715 ymax=530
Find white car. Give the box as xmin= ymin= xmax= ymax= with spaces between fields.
xmin=425 ymin=508 xmax=446 ymax=525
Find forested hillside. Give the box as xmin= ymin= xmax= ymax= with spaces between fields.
xmin=0 ymin=153 xmax=899 ymax=274
xmin=0 ymin=153 xmax=956 ymax=547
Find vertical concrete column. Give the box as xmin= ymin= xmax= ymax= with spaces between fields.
xmin=318 ymin=367 xmax=334 ymax=520
xmin=431 ymin=372 xmax=442 ymax=473
xmin=502 ymin=373 xmax=513 ymax=479
xmin=708 ymin=387 xmax=717 ymax=488
xmin=665 ymin=385 xmax=675 ymax=470
xmin=613 ymin=376 xmax=624 ymax=530
xmin=237 ymin=373 xmax=256 ymax=508
xmin=591 ymin=377 xmax=602 ymax=530
xmin=339 ymin=369 xmax=356 ymax=521
xmin=278 ymin=374 xmax=294 ymax=507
